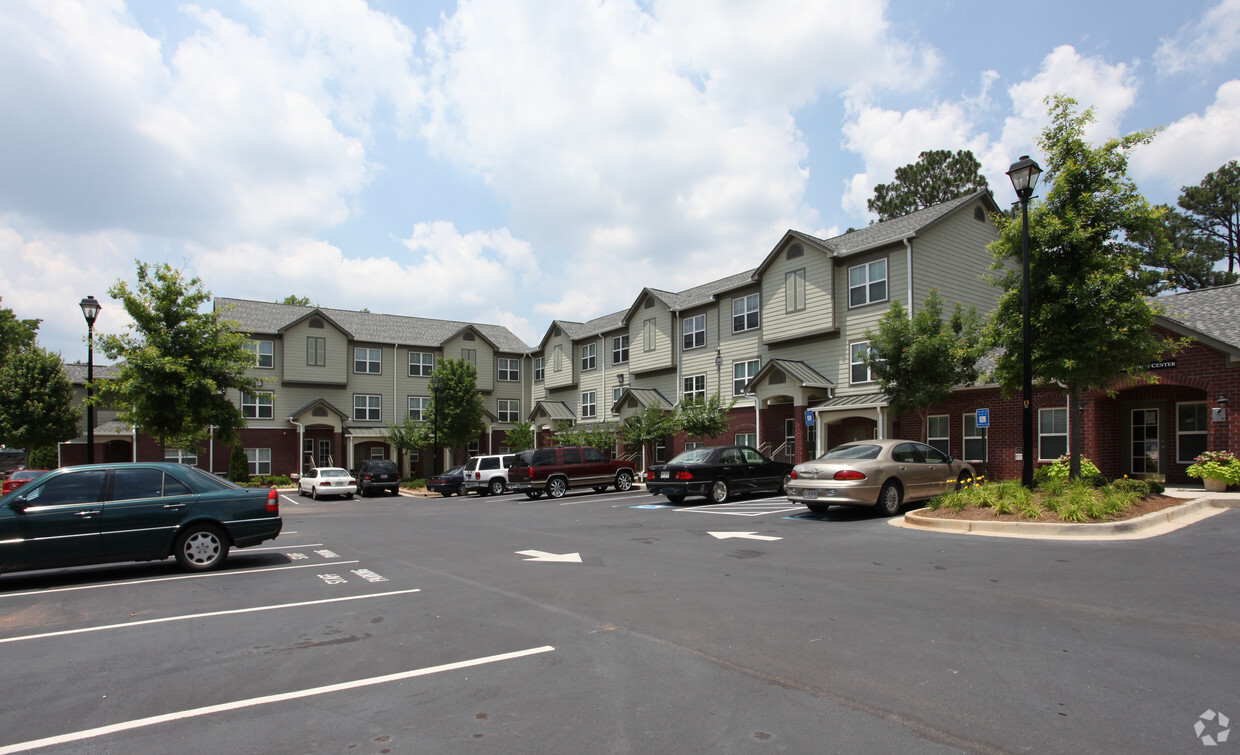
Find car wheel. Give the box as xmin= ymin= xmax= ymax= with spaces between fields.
xmin=709 ymin=479 xmax=730 ymax=504
xmin=489 ymin=478 xmax=505 ymax=496
xmin=956 ymin=471 xmax=974 ymax=491
xmin=806 ymin=503 xmax=831 ymax=515
xmin=779 ymin=474 xmax=791 ymax=495
xmin=174 ymin=524 xmax=229 ymax=572
xmin=525 ymin=491 xmax=543 ymax=500
xmin=547 ymin=477 xmax=567 ymax=499
xmin=391 ymin=486 xmax=400 ymax=496
xmin=311 ymin=486 xmax=319 ymax=500
xmin=666 ymin=493 xmax=685 ymax=504
xmin=346 ymin=492 xmax=354 ymax=499
xmin=877 ymin=481 xmax=903 ymax=516
xmin=614 ymin=470 xmax=634 ymax=492
xmin=297 ymin=486 xmax=305 ymax=497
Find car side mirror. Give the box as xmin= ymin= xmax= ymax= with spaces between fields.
xmin=8 ymin=496 xmax=30 ymax=512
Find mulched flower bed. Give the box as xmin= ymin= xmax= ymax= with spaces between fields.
xmin=914 ymin=494 xmax=1187 ymax=524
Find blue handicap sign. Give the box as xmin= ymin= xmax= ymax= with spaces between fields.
xmin=976 ymin=408 xmax=990 ymax=428
xmin=804 ymin=409 xmax=815 ymax=427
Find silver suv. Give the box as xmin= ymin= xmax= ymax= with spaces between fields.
xmin=461 ymin=454 xmax=517 ymax=496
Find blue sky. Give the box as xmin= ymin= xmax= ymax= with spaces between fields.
xmin=2 ymin=0 xmax=1238 ymax=363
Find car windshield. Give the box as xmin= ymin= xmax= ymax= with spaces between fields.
xmin=667 ymin=448 xmax=714 ymax=465
xmin=820 ymin=444 xmax=882 ymax=461
xmin=321 ymin=469 xmax=350 ymax=477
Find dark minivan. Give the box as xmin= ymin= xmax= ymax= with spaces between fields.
xmin=352 ymin=459 xmax=401 ymax=496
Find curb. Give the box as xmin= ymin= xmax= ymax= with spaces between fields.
xmin=899 ymin=497 xmax=1235 ymax=539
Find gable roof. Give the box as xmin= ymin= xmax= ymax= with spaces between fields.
xmin=620 ymin=270 xmax=758 ymax=325
xmin=1154 ymin=283 xmax=1240 ymax=355
xmin=216 ymin=298 xmax=532 ymax=353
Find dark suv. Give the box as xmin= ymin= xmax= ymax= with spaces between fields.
xmin=507 ymin=446 xmax=636 ymax=499
xmin=352 ymin=459 xmax=401 ymax=496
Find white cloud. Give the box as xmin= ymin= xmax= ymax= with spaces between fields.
xmin=1155 ymin=0 xmax=1240 ymax=76
xmin=1132 ymin=80 xmax=1240 ymax=190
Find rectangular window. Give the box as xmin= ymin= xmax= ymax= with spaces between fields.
xmin=850 ymin=341 xmax=875 ymax=384
xmin=164 ymin=448 xmax=198 ymax=465
xmin=927 ymin=415 xmax=950 ymax=457
xmin=643 ymin=318 xmax=656 ymax=352
xmin=785 ymin=269 xmax=806 ymax=313
xmin=732 ymin=293 xmax=760 ymax=332
xmin=848 ymin=258 xmax=888 ymax=307
xmin=498 ymin=398 xmax=520 ymax=423
xmin=354 ymin=394 xmax=382 ymax=421
xmin=534 ymin=357 xmax=545 ymax=381
xmin=733 ymin=359 xmax=759 ymax=396
xmin=408 ymin=351 xmax=434 ymax=377
xmin=1039 ymin=407 xmax=1069 ymax=461
xmin=655 ymin=438 xmax=666 ymax=463
xmin=408 ymin=396 xmax=429 ymax=421
xmin=498 ymin=357 xmax=520 ymax=381
xmin=307 ymin=336 xmax=326 ymax=366
xmin=685 ymin=441 xmax=703 ymax=451
xmin=245 ymin=340 xmax=274 ymax=369
xmin=964 ymin=413 xmax=988 ymax=462
xmin=354 ymin=347 xmax=382 ymax=374
xmin=1177 ymin=402 xmax=1208 ymax=463
xmin=318 ymin=439 xmax=332 ymax=467
xmin=682 ymin=314 xmax=706 ymax=350
xmin=612 ymin=387 xmax=623 ymax=415
xmin=682 ymin=374 xmax=706 ymax=402
xmin=553 ymin=345 xmax=563 ymax=372
xmin=245 ymin=448 xmax=271 ymax=476
xmin=461 ymin=348 xmax=477 ymax=366
xmin=370 ymin=447 xmax=385 ymax=460
xmin=581 ymin=343 xmax=597 ymax=371
xmin=612 ymin=335 xmax=629 ymax=364
xmin=735 ymin=433 xmax=756 ymax=448
xmin=581 ymin=391 xmax=597 ymax=419
xmin=241 ymin=391 xmax=274 ymax=420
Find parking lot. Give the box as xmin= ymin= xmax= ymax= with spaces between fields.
xmin=1 ymin=487 xmax=1237 ymax=753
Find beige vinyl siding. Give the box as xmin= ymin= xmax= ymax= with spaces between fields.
xmin=346 ymin=343 xmax=391 ymax=423
xmin=833 ymin=245 xmax=905 ymax=390
xmin=487 ymin=358 xmax=526 ymax=425
xmin=761 ymin=245 xmax=835 ymax=344
xmin=910 ymin=199 xmax=1007 ymax=314
xmin=629 ymin=296 xmax=674 ymax=375
xmin=282 ymin=319 xmax=348 ymax=384
xmin=543 ymin=330 xmax=576 ymax=390
xmin=443 ymin=333 xmax=494 ymax=391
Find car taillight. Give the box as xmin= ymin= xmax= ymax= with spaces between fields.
xmin=323 ymin=481 xmax=332 ymax=486
xmin=646 ymin=471 xmax=654 ymax=482
xmin=834 ymin=470 xmax=866 ymax=481
xmin=474 ymin=472 xmax=481 ymax=479
xmin=266 ymin=488 xmax=279 ymax=513
xmin=674 ymin=471 xmax=693 ymax=480
xmin=790 ymin=470 xmax=799 ymax=479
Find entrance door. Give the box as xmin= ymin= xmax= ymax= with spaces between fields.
xmin=318 ymin=439 xmax=333 ymax=468
xmin=1131 ymin=408 xmax=1160 ymax=474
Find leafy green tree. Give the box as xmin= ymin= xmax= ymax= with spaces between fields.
xmin=556 ymin=421 xmax=618 ymax=453
xmin=95 ymin=262 xmax=260 ymax=451
xmin=618 ymin=405 xmax=679 ymax=468
xmin=27 ymin=445 xmax=57 ymax=469
xmin=388 ymin=418 xmax=432 ymax=473
xmin=504 ymin=420 xmax=536 ymax=452
xmin=1134 ymin=205 xmax=1235 ymax=293
xmin=988 ymin=96 xmax=1180 ymax=478
xmin=1177 ymin=160 xmax=1240 ymax=276
xmin=0 ymin=298 xmax=40 ymax=367
xmin=0 ymin=347 xmax=81 ymax=451
xmin=864 ymin=289 xmax=983 ymax=440
xmin=678 ymin=394 xmax=736 ymax=441
xmin=279 ymin=295 xmax=311 ymax=306
xmin=427 ymin=358 xmax=485 ymax=458
xmin=868 ymin=149 xmax=990 ymax=221
xmin=228 ymin=444 xmax=250 ymax=482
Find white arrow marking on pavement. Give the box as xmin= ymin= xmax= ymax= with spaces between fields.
xmin=515 ymin=550 xmax=583 ymax=563
xmin=708 ymin=532 xmax=782 ymax=541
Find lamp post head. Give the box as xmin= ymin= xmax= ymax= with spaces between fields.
xmin=79 ymin=295 xmax=102 ymax=327
xmin=1006 ymin=155 xmax=1042 ymax=200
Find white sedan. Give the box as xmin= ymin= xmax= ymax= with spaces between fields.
xmin=298 ymin=467 xmax=357 ymax=500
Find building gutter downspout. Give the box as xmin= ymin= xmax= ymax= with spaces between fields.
xmin=904 ymin=237 xmax=914 ymax=316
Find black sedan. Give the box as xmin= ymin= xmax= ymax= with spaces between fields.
xmin=0 ymin=462 xmax=282 ymax=575
xmin=646 ymin=445 xmax=794 ymax=504
xmin=427 ymin=465 xmax=465 ymax=496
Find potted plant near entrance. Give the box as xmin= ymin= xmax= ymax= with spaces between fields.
xmin=1185 ymin=450 xmax=1240 ymax=492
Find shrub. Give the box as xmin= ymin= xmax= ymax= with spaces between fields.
xmin=1109 ymin=477 xmax=1150 ymax=497
xmin=228 ymin=445 xmax=249 ymax=483
xmin=1037 ymin=455 xmax=1101 ymax=485
xmin=1185 ymin=450 xmax=1240 ymax=485
xmin=27 ymin=445 xmax=57 ymax=469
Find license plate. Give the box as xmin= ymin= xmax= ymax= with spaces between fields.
xmin=660 ymin=471 xmax=669 ymax=479
xmin=802 ymin=489 xmax=818 ymax=500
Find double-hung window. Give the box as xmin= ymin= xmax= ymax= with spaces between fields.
xmin=581 ymin=343 xmax=597 ymax=371
xmin=612 ymin=335 xmax=629 ymax=364
xmin=927 ymin=415 xmax=950 ymax=457
xmin=354 ymin=347 xmax=382 ymax=374
xmin=682 ymin=314 xmax=705 ymax=350
xmin=1039 ymin=407 xmax=1069 ymax=461
xmin=733 ymin=359 xmax=759 ymax=396
xmin=534 ymin=357 xmax=545 ymax=381
xmin=735 ymin=433 xmax=756 ymax=448
xmin=1177 ymin=402 xmax=1208 ymax=462
xmin=498 ymin=357 xmax=519 ymax=381
xmin=964 ymin=413 xmax=988 ymax=462
xmin=165 ymin=448 xmax=198 ymax=465
xmin=461 ymin=348 xmax=476 ymax=366
xmin=498 ymin=399 xmax=520 ymax=423
xmin=408 ymin=396 xmax=429 ymax=421
xmin=581 ymin=391 xmax=597 ymax=419
xmin=848 ymin=259 xmax=887 ymax=307
xmin=354 ymin=394 xmax=382 ymax=421
xmin=245 ymin=448 xmax=271 ymax=476
xmin=241 ymin=391 xmax=274 ymax=420
xmin=409 ymin=351 xmax=434 ymax=377
xmin=307 ymin=337 xmax=326 ymax=366
xmin=732 ymin=294 xmax=760 ymax=333
xmin=245 ymin=340 xmax=274 ymax=369
xmin=682 ymin=374 xmax=706 ymax=402
xmin=850 ymin=341 xmax=876 ymax=384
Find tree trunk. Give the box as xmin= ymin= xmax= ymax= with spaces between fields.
xmin=1068 ymin=384 xmax=1082 ymax=480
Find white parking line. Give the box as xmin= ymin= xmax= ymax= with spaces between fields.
xmin=0 ymin=645 xmax=554 ymax=754
xmin=0 ymin=588 xmax=417 ymax=644
xmin=0 ymin=561 xmax=360 ymax=599
xmin=674 ymin=502 xmax=804 ymax=517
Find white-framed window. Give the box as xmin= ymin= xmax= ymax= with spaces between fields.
xmin=964 ymin=413 xmax=987 ymax=462
xmin=581 ymin=391 xmax=597 ymax=419
xmin=241 ymin=391 xmax=275 ymax=420
xmin=732 ymin=294 xmax=760 ymax=333
xmin=409 ymin=351 xmax=434 ymax=377
xmin=685 ymin=441 xmax=704 ymax=451
xmin=850 ymin=341 xmax=876 ymax=384
xmin=848 ymin=258 xmax=888 ymax=307
xmin=733 ymin=359 xmax=759 ymax=396
xmin=498 ymin=399 xmax=520 ymax=423
xmin=461 ymin=348 xmax=476 ymax=366
xmin=318 ymin=439 xmax=332 ymax=467
xmin=534 ymin=357 xmax=545 ymax=381
xmin=245 ymin=448 xmax=271 ymax=476
xmin=927 ymin=415 xmax=950 ymax=457
xmin=643 ymin=318 xmax=656 ymax=352
xmin=354 ymin=394 xmax=382 ymax=421
xmin=498 ymin=357 xmax=520 ymax=381
xmin=785 ymin=268 xmax=806 ymax=313
xmin=612 ymin=386 xmax=623 ymax=415
xmin=369 ymin=447 xmax=385 ymax=460
xmin=408 ymin=396 xmax=429 ymax=421
xmin=1177 ymin=402 xmax=1209 ymax=463
xmin=682 ymin=314 xmax=706 ymax=350
xmin=165 ymin=448 xmax=198 ymax=465
xmin=307 ymin=336 xmax=326 ymax=366
xmin=354 ymin=347 xmax=382 ymax=374
xmin=1039 ymin=406 xmax=1069 ymax=461
xmin=581 ymin=343 xmax=597 ymax=371
xmin=682 ymin=374 xmax=706 ymax=402
xmin=655 ymin=438 xmax=667 ymax=463
xmin=245 ymin=340 xmax=274 ymax=369
xmin=612 ymin=335 xmax=629 ymax=364
xmin=735 ymin=433 xmax=756 ymax=448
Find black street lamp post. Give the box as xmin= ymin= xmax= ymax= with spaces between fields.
xmin=1006 ymin=155 xmax=1043 ymax=489
xmin=431 ymin=376 xmax=441 ymax=476
xmin=79 ymin=295 xmax=102 ymax=465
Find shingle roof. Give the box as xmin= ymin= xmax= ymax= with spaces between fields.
xmin=63 ymin=363 xmax=122 ymax=385
xmin=1154 ymin=283 xmax=1240 ymax=352
xmin=216 ymin=298 xmax=533 ymax=353
xmin=814 ymin=189 xmax=997 ymax=257
xmin=659 ymin=269 xmax=758 ymax=311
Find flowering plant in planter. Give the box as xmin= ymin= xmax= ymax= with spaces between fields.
xmin=1185 ymin=450 xmax=1240 ymax=486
